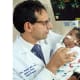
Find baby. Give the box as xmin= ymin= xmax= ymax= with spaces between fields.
xmin=54 ymin=27 xmax=80 ymax=80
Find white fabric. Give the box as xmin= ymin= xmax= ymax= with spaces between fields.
xmin=13 ymin=30 xmax=62 ymax=80
xmin=54 ymin=43 xmax=80 ymax=80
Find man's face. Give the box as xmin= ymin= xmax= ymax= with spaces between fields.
xmin=31 ymin=9 xmax=52 ymax=41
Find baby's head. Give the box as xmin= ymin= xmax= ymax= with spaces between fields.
xmin=63 ymin=27 xmax=80 ymax=48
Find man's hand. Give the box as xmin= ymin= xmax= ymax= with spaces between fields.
xmin=46 ymin=47 xmax=76 ymax=73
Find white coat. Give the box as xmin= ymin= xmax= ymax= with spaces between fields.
xmin=13 ymin=30 xmax=62 ymax=80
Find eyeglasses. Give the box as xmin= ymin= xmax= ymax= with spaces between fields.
xmin=35 ymin=19 xmax=50 ymax=26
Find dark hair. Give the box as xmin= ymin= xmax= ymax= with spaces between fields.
xmin=72 ymin=27 xmax=80 ymax=40
xmin=13 ymin=0 xmax=46 ymax=33
xmin=72 ymin=72 xmax=80 ymax=80
xmin=72 ymin=27 xmax=80 ymax=46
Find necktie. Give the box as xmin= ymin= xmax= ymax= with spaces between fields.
xmin=31 ymin=44 xmax=46 ymax=64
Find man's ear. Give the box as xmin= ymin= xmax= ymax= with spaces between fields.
xmin=24 ymin=22 xmax=33 ymax=32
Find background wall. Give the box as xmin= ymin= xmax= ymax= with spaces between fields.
xmin=13 ymin=0 xmax=79 ymax=41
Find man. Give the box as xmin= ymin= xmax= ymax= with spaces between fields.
xmin=13 ymin=0 xmax=75 ymax=80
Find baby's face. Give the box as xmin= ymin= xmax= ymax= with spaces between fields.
xmin=67 ymin=30 xmax=78 ymax=37
xmin=63 ymin=35 xmax=77 ymax=48
xmin=63 ymin=30 xmax=78 ymax=48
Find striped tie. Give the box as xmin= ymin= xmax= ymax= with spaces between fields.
xmin=31 ymin=44 xmax=46 ymax=64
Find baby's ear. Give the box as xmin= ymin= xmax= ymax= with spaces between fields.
xmin=78 ymin=40 xmax=80 ymax=47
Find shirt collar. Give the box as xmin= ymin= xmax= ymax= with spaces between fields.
xmin=19 ymin=35 xmax=34 ymax=51
xmin=18 ymin=35 xmax=41 ymax=51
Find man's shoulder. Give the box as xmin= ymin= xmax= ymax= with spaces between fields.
xmin=13 ymin=35 xmax=24 ymax=53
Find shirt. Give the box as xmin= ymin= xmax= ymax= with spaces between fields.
xmin=13 ymin=30 xmax=62 ymax=80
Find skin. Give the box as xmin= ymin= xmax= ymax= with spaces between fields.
xmin=64 ymin=29 xmax=79 ymax=48
xmin=63 ymin=35 xmax=77 ymax=48
xmin=21 ymin=9 xmax=76 ymax=73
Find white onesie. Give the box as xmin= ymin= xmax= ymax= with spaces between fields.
xmin=54 ymin=43 xmax=80 ymax=80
